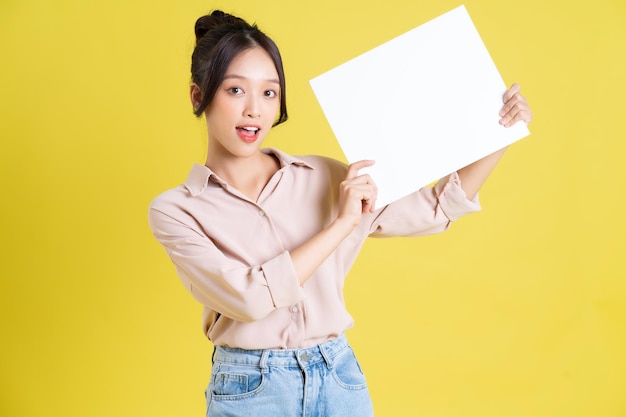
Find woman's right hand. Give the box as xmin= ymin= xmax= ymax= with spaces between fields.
xmin=337 ymin=160 xmax=378 ymax=228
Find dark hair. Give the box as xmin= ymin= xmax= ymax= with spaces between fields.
xmin=191 ymin=10 xmax=288 ymax=126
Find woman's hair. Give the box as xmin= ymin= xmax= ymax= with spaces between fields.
xmin=191 ymin=10 xmax=288 ymax=126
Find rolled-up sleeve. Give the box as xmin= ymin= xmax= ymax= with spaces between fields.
xmin=148 ymin=206 xmax=304 ymax=323
xmin=366 ymin=171 xmax=481 ymax=238
xmin=433 ymin=172 xmax=481 ymax=221
xmin=260 ymin=251 xmax=303 ymax=308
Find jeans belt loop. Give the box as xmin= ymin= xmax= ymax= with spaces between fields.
xmin=319 ymin=341 xmax=334 ymax=370
xmin=259 ymin=350 xmax=270 ymax=374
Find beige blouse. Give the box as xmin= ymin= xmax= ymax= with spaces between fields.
xmin=148 ymin=148 xmax=480 ymax=349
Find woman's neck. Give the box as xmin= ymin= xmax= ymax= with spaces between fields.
xmin=205 ymin=150 xmax=280 ymax=201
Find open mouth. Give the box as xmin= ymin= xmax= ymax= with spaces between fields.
xmin=236 ymin=126 xmax=261 ymax=142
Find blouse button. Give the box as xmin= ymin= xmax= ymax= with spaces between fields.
xmin=291 ymin=306 xmax=298 ymax=313
xmin=258 ymin=210 xmax=265 ymax=217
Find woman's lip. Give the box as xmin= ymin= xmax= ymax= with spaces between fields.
xmin=236 ymin=126 xmax=260 ymax=143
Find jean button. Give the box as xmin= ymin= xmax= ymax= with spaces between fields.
xmin=301 ymin=353 xmax=312 ymax=361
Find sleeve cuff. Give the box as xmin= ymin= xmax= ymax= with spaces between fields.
xmin=434 ymin=172 xmax=482 ymax=221
xmin=261 ymin=251 xmax=304 ymax=308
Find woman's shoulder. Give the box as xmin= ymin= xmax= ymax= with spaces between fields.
xmin=296 ymin=155 xmax=348 ymax=185
xmin=150 ymin=163 xmax=213 ymax=208
xmin=148 ymin=183 xmax=190 ymax=216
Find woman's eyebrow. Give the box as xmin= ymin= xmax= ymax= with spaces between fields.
xmin=223 ymin=74 xmax=280 ymax=84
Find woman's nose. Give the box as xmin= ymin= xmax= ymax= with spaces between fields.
xmin=244 ymin=96 xmax=261 ymax=118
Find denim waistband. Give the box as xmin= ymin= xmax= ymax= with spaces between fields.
xmin=213 ymin=334 xmax=349 ymax=371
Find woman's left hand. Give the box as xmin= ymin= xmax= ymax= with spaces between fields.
xmin=499 ymin=83 xmax=533 ymax=128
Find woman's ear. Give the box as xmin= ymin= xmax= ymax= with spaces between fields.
xmin=190 ymin=83 xmax=203 ymax=112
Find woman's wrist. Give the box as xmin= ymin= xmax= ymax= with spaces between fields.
xmin=331 ymin=215 xmax=359 ymax=236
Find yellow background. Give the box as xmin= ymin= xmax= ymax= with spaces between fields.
xmin=1 ymin=0 xmax=625 ymax=416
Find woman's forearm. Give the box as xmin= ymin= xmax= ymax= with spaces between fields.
xmin=457 ymin=84 xmax=533 ymax=200
xmin=457 ymin=146 xmax=508 ymax=200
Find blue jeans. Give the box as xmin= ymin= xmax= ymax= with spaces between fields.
xmin=205 ymin=334 xmax=374 ymax=416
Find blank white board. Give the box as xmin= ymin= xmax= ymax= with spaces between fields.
xmin=310 ymin=5 xmax=530 ymax=206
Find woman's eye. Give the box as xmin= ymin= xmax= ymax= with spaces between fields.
xmin=264 ymin=90 xmax=277 ymax=98
xmin=228 ymin=87 xmax=243 ymax=95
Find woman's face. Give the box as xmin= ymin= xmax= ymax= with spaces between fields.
xmin=204 ymin=47 xmax=281 ymax=160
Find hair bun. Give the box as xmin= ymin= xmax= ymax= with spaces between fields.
xmin=194 ymin=10 xmax=250 ymax=43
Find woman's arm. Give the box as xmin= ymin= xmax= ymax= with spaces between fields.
xmin=290 ymin=160 xmax=378 ymax=286
xmin=293 ymin=84 xmax=532 ymax=282
xmin=457 ymin=84 xmax=533 ymax=200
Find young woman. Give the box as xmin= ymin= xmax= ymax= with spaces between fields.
xmin=148 ymin=10 xmax=532 ymax=416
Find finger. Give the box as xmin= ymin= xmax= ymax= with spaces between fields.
xmin=506 ymin=109 xmax=532 ymax=127
xmin=499 ymin=84 xmax=524 ymax=117
xmin=342 ymin=181 xmax=377 ymax=200
xmin=502 ymin=83 xmax=521 ymax=103
xmin=499 ymin=95 xmax=527 ymax=119
xmin=360 ymin=192 xmax=377 ymax=214
xmin=360 ymin=183 xmax=378 ymax=213
xmin=346 ymin=160 xmax=375 ymax=180
xmin=500 ymin=99 xmax=526 ymax=119
xmin=365 ymin=195 xmax=378 ymax=213
xmin=344 ymin=181 xmax=378 ymax=211
xmin=345 ymin=173 xmax=376 ymax=187
xmin=363 ymin=200 xmax=376 ymax=214
xmin=500 ymin=93 xmax=528 ymax=121
xmin=351 ymin=178 xmax=378 ymax=207
xmin=501 ymin=108 xmax=532 ymax=127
